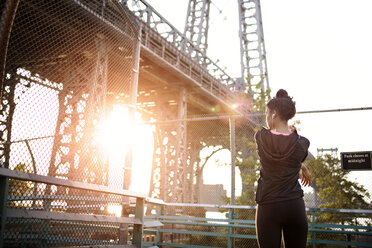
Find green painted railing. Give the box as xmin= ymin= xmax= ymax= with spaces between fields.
xmin=0 ymin=167 xmax=148 ymax=248
xmin=143 ymin=203 xmax=372 ymax=248
xmin=1 ymin=167 xmax=371 ymax=248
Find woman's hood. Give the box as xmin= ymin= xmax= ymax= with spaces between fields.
xmin=255 ymin=128 xmax=300 ymax=162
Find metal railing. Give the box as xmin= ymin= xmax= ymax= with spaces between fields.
xmin=0 ymin=167 xmax=163 ymax=247
xmin=126 ymin=0 xmax=240 ymax=90
xmin=144 ymin=203 xmax=372 ymax=248
xmin=140 ymin=24 xmax=241 ymax=111
xmin=1 ymin=167 xmax=371 ymax=247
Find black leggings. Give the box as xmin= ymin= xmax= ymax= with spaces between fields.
xmin=256 ymin=198 xmax=308 ymax=248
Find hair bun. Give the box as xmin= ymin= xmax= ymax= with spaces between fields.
xmin=276 ymin=89 xmax=290 ymax=98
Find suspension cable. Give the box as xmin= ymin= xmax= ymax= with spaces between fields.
xmin=296 ymin=107 xmax=372 ymax=114
xmin=139 ymin=106 xmax=372 ymax=125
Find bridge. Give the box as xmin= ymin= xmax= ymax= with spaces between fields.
xmin=1 ymin=0 xmax=371 ymax=247
xmin=1 ymin=0 xmax=267 ymax=206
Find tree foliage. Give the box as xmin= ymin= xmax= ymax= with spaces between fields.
xmin=8 ymin=163 xmax=35 ymax=207
xmin=220 ymin=78 xmax=270 ymax=248
xmin=236 ymin=77 xmax=271 ymax=206
xmin=305 ymin=154 xmax=371 ymax=224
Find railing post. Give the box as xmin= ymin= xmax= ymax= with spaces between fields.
xmin=312 ymin=210 xmax=316 ymax=248
xmin=227 ymin=208 xmax=233 ymax=248
xmin=0 ymin=176 xmax=9 ymax=247
xmin=156 ymin=205 xmax=163 ymax=245
xmin=118 ymin=199 xmax=129 ymax=244
xmin=133 ymin=198 xmax=145 ymax=248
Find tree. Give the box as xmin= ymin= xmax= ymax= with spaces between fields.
xmin=305 ymin=154 xmax=371 ymax=224
xmin=8 ymin=163 xmax=34 ymax=207
xmin=235 ymin=136 xmax=260 ymax=206
xmin=236 ymin=76 xmax=271 ymax=206
xmin=221 ymin=78 xmax=270 ymax=248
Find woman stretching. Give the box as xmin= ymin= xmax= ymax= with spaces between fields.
xmin=255 ymin=89 xmax=312 ymax=248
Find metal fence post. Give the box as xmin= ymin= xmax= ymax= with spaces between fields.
xmin=229 ymin=118 xmax=236 ymax=248
xmin=0 ymin=176 xmax=9 ymax=247
xmin=133 ymin=198 xmax=144 ymax=248
xmin=123 ymin=23 xmax=142 ymax=193
xmin=118 ymin=9 xmax=142 ymax=243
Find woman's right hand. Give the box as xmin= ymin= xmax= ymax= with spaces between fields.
xmin=289 ymin=125 xmax=296 ymax=133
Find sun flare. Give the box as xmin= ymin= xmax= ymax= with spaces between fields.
xmin=98 ymin=105 xmax=131 ymax=155
xmin=96 ymin=105 xmax=154 ymax=195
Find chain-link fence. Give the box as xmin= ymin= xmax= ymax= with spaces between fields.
xmin=1 ymin=0 xmax=372 ymax=247
xmin=298 ymin=110 xmax=372 ymax=209
xmin=3 ymin=0 xmax=138 ymax=180
xmin=144 ymin=114 xmax=372 ymax=247
xmin=1 ymin=0 xmax=144 ymax=246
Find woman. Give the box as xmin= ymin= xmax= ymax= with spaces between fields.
xmin=254 ymin=89 xmax=312 ymax=248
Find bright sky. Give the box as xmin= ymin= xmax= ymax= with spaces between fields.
xmin=146 ymin=0 xmax=372 ymax=196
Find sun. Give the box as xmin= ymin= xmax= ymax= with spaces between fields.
xmin=96 ymin=104 xmax=154 ymax=195
xmin=97 ymin=105 xmax=131 ymax=155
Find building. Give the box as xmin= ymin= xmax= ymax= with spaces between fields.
xmin=199 ymin=184 xmax=227 ymax=205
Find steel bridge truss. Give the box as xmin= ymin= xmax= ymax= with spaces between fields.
xmin=238 ymin=0 xmax=269 ymax=96
xmin=125 ymin=0 xmax=240 ymax=93
xmin=149 ymin=89 xmax=188 ymax=204
xmin=184 ymin=0 xmax=211 ymax=61
xmin=47 ymin=37 xmax=109 ymax=186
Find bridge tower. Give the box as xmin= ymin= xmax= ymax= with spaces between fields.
xmin=183 ymin=0 xmax=269 ymax=97
xmin=184 ymin=0 xmax=211 ymax=59
xmin=238 ymin=0 xmax=269 ymax=97
xmin=148 ymin=0 xmax=213 ymax=205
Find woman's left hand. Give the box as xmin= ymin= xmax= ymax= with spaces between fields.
xmin=300 ymin=164 xmax=312 ymax=187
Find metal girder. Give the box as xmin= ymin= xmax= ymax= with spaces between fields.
xmin=184 ymin=0 xmax=211 ymax=60
xmin=47 ymin=37 xmax=109 ymax=191
xmin=0 ymin=70 xmax=18 ymax=169
xmin=238 ymin=0 xmax=269 ymax=96
xmin=176 ymin=88 xmax=188 ymax=203
xmin=149 ymin=88 xmax=188 ymax=205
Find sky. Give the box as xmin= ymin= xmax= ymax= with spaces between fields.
xmin=145 ymin=0 xmax=372 ymax=196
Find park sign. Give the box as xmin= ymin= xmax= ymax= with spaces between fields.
xmin=341 ymin=151 xmax=372 ymax=170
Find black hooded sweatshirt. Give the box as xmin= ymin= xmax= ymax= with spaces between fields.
xmin=254 ymin=128 xmax=310 ymax=205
